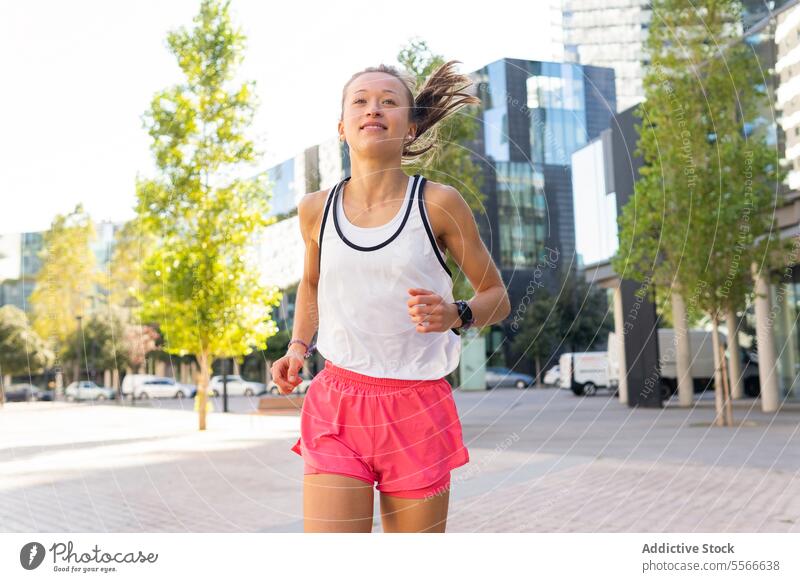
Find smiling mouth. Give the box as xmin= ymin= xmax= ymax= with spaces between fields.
xmin=360 ymin=124 xmax=387 ymax=130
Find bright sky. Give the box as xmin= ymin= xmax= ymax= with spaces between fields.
xmin=1 ymin=0 xmax=559 ymax=234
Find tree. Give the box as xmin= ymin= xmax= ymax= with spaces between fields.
xmin=0 ymin=305 xmax=54 ymax=403
xmin=62 ymin=309 xmax=126 ymax=380
xmin=397 ymin=38 xmax=486 ymax=306
xmin=612 ymin=0 xmax=790 ymax=425
xmin=29 ymin=205 xmax=98 ymax=355
xmin=107 ymin=218 xmax=155 ymax=320
xmin=557 ymin=268 xmax=614 ymax=354
xmin=510 ymin=288 xmax=563 ymax=385
xmin=135 ymin=0 xmax=281 ymax=430
xmin=122 ymin=324 xmax=160 ymax=373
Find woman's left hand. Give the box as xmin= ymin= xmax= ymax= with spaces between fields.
xmin=407 ymin=287 xmax=460 ymax=333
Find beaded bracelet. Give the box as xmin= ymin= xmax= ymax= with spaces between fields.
xmin=287 ymin=338 xmax=316 ymax=359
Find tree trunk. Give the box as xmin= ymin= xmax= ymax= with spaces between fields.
xmin=534 ymin=355 xmax=542 ymax=387
xmin=672 ymin=290 xmax=694 ymax=407
xmin=718 ymin=336 xmax=734 ymax=427
xmin=710 ymin=314 xmax=727 ymax=427
xmin=197 ymin=350 xmax=211 ymax=431
xmin=725 ymin=307 xmax=743 ymax=399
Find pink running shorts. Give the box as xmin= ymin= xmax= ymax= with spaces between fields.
xmin=291 ymin=360 xmax=470 ymax=498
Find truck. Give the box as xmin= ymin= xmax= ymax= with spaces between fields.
xmin=607 ymin=329 xmax=760 ymax=399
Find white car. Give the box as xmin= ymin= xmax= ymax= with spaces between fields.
xmin=64 ymin=381 xmax=116 ymax=401
xmin=124 ymin=375 xmax=194 ymax=399
xmin=208 ymin=375 xmax=265 ymax=397
xmin=542 ymin=365 xmax=560 ymax=386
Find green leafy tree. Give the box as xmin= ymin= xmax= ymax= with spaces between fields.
xmin=62 ymin=309 xmax=126 ymax=380
xmin=397 ymin=38 xmax=486 ymax=306
xmin=0 ymin=305 xmax=54 ymax=403
xmin=107 ymin=218 xmax=155 ymax=321
xmin=557 ymin=268 xmax=613 ymax=353
xmin=612 ymin=0 xmax=789 ymax=424
xmin=510 ymin=288 xmax=563 ymax=384
xmin=29 ymin=205 xmax=98 ymax=354
xmin=135 ymin=0 xmax=281 ymax=430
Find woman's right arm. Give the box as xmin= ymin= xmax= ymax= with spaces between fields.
xmin=271 ymin=190 xmax=326 ymax=394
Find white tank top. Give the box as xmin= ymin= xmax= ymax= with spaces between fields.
xmin=314 ymin=173 xmax=461 ymax=380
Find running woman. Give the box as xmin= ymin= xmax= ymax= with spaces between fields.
xmin=271 ymin=60 xmax=511 ymax=533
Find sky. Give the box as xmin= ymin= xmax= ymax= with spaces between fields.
xmin=0 ymin=0 xmax=559 ymax=234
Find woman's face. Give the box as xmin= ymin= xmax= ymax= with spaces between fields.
xmin=339 ymin=72 xmax=415 ymax=159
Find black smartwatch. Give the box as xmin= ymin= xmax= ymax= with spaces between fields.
xmin=451 ymin=300 xmax=475 ymax=335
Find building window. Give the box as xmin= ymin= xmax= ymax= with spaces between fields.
xmin=495 ymin=162 xmax=544 ymax=268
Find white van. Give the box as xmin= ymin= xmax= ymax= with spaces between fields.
xmin=559 ymin=351 xmax=614 ymax=396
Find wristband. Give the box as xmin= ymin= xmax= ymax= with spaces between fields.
xmin=288 ymin=339 xmax=316 ymax=359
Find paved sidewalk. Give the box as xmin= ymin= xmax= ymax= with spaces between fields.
xmin=1 ymin=388 xmax=798 ymax=533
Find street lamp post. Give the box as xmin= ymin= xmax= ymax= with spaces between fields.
xmin=75 ymin=315 xmax=83 ymax=400
xmin=222 ymin=358 xmax=229 ymax=413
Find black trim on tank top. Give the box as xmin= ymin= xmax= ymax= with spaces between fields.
xmin=332 ymin=174 xmax=418 ymax=252
xmin=417 ymin=177 xmax=453 ymax=279
xmin=317 ymin=180 xmax=339 ymax=273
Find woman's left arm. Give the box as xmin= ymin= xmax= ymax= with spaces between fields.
xmin=415 ymin=182 xmax=511 ymax=331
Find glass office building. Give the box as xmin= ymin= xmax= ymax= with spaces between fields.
xmin=560 ymin=0 xmax=650 ymax=113
xmin=470 ymin=57 xmax=616 ymax=291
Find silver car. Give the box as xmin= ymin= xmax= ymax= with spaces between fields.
xmin=208 ymin=375 xmax=265 ymax=397
xmin=133 ymin=376 xmax=194 ymax=399
xmin=485 ymin=367 xmax=534 ymax=390
xmin=64 ymin=381 xmax=116 ymax=401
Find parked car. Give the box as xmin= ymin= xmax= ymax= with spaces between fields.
xmin=4 ymin=383 xmax=53 ymax=402
xmin=485 ymin=367 xmax=534 ymax=390
xmin=206 ymin=375 xmax=265 ymax=397
xmin=123 ymin=375 xmax=194 ymax=399
xmin=64 ymin=381 xmax=116 ymax=401
xmin=121 ymin=374 xmax=151 ymax=398
xmin=542 ymin=365 xmax=561 ymax=386
xmin=559 ymin=352 xmax=614 ymax=396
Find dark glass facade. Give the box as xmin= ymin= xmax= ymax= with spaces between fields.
xmin=467 ymin=58 xmax=616 ymax=369
xmin=470 ymin=57 xmax=616 ymax=293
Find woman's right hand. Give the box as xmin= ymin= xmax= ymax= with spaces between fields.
xmin=271 ymin=349 xmax=306 ymax=395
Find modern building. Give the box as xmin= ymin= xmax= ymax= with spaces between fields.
xmin=467 ymin=57 xmax=616 ymax=364
xmin=0 ymin=221 xmax=123 ymax=313
xmin=570 ymin=105 xmax=661 ymax=408
xmin=558 ymin=1 xmax=795 ymax=115
xmin=559 ymin=0 xmax=651 ymax=113
xmin=264 ymin=136 xmax=347 ymax=219
xmin=572 ymin=1 xmax=800 ymax=409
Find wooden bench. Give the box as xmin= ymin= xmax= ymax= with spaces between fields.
xmin=256 ymin=394 xmax=304 ymax=414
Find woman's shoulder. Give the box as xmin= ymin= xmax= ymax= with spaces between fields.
xmin=298 ymin=187 xmax=334 ymax=245
xmin=420 ymin=178 xmax=468 ymax=218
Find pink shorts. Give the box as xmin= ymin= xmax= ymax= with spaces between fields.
xmin=291 ymin=360 xmax=470 ymax=498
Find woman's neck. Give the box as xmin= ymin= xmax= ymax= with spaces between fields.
xmin=345 ymin=159 xmax=408 ymax=209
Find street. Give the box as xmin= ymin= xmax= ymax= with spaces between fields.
xmin=1 ymin=387 xmax=798 ymax=533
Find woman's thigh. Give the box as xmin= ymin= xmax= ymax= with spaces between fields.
xmin=379 ymin=490 xmax=450 ymax=533
xmin=303 ymin=473 xmax=375 ymax=533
